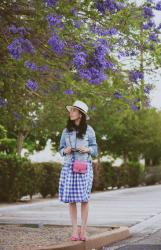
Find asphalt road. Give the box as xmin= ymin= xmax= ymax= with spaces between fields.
xmin=1 ymin=184 xmax=161 ymax=249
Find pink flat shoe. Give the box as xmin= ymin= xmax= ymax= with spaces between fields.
xmin=70 ymin=235 xmax=79 ymax=241
xmin=79 ymin=233 xmax=87 ymax=241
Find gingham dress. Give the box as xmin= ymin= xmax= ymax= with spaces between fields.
xmin=58 ymin=155 xmax=94 ymax=203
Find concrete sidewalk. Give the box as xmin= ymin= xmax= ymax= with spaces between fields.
xmin=104 ymin=226 xmax=161 ymax=249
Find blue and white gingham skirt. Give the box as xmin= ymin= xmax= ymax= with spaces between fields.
xmin=58 ymin=159 xmax=93 ymax=203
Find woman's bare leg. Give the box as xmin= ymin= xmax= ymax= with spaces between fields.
xmin=80 ymin=201 xmax=89 ymax=236
xmin=69 ymin=202 xmax=79 ymax=236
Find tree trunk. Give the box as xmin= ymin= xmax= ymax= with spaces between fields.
xmin=145 ymin=157 xmax=150 ymax=166
xmin=17 ymin=129 xmax=25 ymax=156
xmin=123 ymin=151 xmax=128 ymax=167
xmin=93 ymin=146 xmax=101 ymax=190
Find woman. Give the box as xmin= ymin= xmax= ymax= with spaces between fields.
xmin=58 ymin=100 xmax=98 ymax=241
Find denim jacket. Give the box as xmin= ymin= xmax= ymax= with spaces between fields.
xmin=58 ymin=124 xmax=98 ymax=163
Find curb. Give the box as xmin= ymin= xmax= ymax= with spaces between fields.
xmin=34 ymin=226 xmax=131 ymax=250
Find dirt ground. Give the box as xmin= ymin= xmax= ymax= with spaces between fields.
xmin=0 ymin=223 xmax=115 ymax=250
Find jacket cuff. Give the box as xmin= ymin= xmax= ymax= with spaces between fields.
xmin=59 ymin=148 xmax=65 ymax=157
xmin=88 ymin=147 xmax=93 ymax=155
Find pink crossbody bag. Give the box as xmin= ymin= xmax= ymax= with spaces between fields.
xmin=73 ymin=160 xmax=87 ymax=174
xmin=68 ymin=133 xmax=88 ymax=174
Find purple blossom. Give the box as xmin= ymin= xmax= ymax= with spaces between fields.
xmin=121 ymin=50 xmax=135 ymax=57
xmin=142 ymin=6 xmax=154 ymax=18
xmin=24 ymin=60 xmax=38 ymax=71
xmin=115 ymin=1 xmax=124 ymax=11
xmin=143 ymin=20 xmax=155 ymax=29
xmin=72 ymin=38 xmax=111 ymax=84
xmin=71 ymin=8 xmax=78 ymax=16
xmin=13 ymin=111 xmax=21 ymax=120
xmin=94 ymin=39 xmax=110 ymax=55
xmin=73 ymin=20 xmax=83 ymax=29
xmin=17 ymin=27 xmax=28 ymax=36
xmin=90 ymin=105 xmax=95 ymax=111
xmin=144 ymin=85 xmax=152 ymax=94
xmin=149 ymin=32 xmax=159 ymax=42
xmin=39 ymin=65 xmax=49 ymax=72
xmin=129 ymin=70 xmax=144 ymax=82
xmin=105 ymin=60 xmax=115 ymax=70
xmin=124 ymin=99 xmax=139 ymax=112
xmin=64 ymin=89 xmax=74 ymax=95
xmin=130 ymin=103 xmax=139 ymax=112
xmin=73 ymin=52 xmax=87 ymax=69
xmin=44 ymin=0 xmax=57 ymax=7
xmin=8 ymin=25 xmax=17 ymax=34
xmin=7 ymin=37 xmax=35 ymax=60
xmin=25 ymin=79 xmax=38 ymax=91
xmin=91 ymin=40 xmax=114 ymax=71
xmin=90 ymin=24 xmax=117 ymax=36
xmin=117 ymin=38 xmax=124 ymax=46
xmin=24 ymin=61 xmax=49 ymax=72
xmin=7 ymin=39 xmax=23 ymax=60
xmin=72 ymin=44 xmax=83 ymax=52
xmin=95 ymin=1 xmax=106 ymax=14
xmin=144 ymin=98 xmax=151 ymax=107
xmin=89 ymin=55 xmax=114 ymax=71
xmin=113 ymin=92 xmax=122 ymax=99
xmin=90 ymin=24 xmax=102 ymax=35
xmin=105 ymin=27 xmax=118 ymax=35
xmin=46 ymin=14 xmax=63 ymax=29
xmin=130 ymin=50 xmax=137 ymax=56
xmin=78 ymin=69 xmax=91 ymax=82
xmin=79 ymin=68 xmax=107 ymax=84
xmin=22 ymin=40 xmax=35 ymax=54
xmin=156 ymin=1 xmax=161 ymax=10
xmin=0 ymin=98 xmax=7 ymax=107
xmin=118 ymin=51 xmax=126 ymax=58
xmin=8 ymin=25 xmax=28 ymax=36
xmin=48 ymin=34 xmax=64 ymax=55
xmin=157 ymin=23 xmax=161 ymax=29
xmin=96 ymin=0 xmax=124 ymax=14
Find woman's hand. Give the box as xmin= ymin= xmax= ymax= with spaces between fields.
xmin=63 ymin=146 xmax=72 ymax=155
xmin=77 ymin=146 xmax=90 ymax=153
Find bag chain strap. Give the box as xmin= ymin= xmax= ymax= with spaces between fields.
xmin=68 ymin=133 xmax=76 ymax=161
xmin=68 ymin=131 xmax=90 ymax=162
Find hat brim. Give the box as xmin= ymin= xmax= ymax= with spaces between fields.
xmin=65 ymin=105 xmax=90 ymax=120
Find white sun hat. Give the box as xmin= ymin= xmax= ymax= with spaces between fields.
xmin=65 ymin=100 xmax=90 ymax=120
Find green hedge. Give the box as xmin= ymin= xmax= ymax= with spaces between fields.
xmin=0 ymin=153 xmax=61 ymax=202
xmin=0 ymin=153 xmax=33 ymax=202
xmin=32 ymin=162 xmax=61 ymax=198
xmin=1 ymin=153 xmax=160 ymax=203
xmin=143 ymin=165 xmax=161 ymax=185
xmin=92 ymin=161 xmax=145 ymax=191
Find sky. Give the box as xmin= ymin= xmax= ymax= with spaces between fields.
xmin=149 ymin=7 xmax=161 ymax=109
xmin=26 ymin=1 xmax=161 ymax=163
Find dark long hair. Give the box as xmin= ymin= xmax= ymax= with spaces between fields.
xmin=66 ymin=110 xmax=87 ymax=139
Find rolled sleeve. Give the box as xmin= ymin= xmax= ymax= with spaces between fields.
xmin=58 ymin=128 xmax=67 ymax=157
xmin=88 ymin=126 xmax=98 ymax=157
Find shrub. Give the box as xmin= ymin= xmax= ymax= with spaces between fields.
xmin=33 ymin=162 xmax=61 ymax=198
xmin=143 ymin=165 xmax=161 ymax=185
xmin=0 ymin=153 xmax=32 ymax=202
xmin=0 ymin=153 xmax=61 ymax=202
